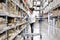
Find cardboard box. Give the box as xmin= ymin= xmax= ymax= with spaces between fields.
xmin=0 ymin=17 xmax=6 ymax=30
xmin=0 ymin=24 xmax=6 ymax=29
xmin=0 ymin=17 xmax=5 ymax=22
xmin=8 ymin=0 xmax=21 ymax=16
xmin=0 ymin=34 xmax=6 ymax=40
xmin=8 ymin=0 xmax=17 ymax=15
xmin=0 ymin=3 xmax=6 ymax=12
xmin=8 ymin=18 xmax=16 ymax=26
xmin=8 ymin=29 xmax=16 ymax=38
xmin=13 ymin=10 xmax=18 ymax=15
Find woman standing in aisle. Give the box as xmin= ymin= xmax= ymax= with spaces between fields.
xmin=23 ymin=8 xmax=37 ymax=40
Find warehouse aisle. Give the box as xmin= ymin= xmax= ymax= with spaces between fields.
xmin=27 ymin=21 xmax=50 ymax=40
xmin=26 ymin=21 xmax=40 ymax=40
xmin=0 ymin=0 xmax=60 ymax=40
xmin=33 ymin=21 xmax=40 ymax=40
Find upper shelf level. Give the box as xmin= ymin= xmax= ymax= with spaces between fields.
xmin=0 ymin=0 xmax=29 ymax=18
xmin=11 ymin=0 xmax=28 ymax=13
xmin=43 ymin=0 xmax=60 ymax=13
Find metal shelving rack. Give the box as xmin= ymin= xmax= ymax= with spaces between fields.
xmin=39 ymin=0 xmax=60 ymax=40
xmin=0 ymin=0 xmax=29 ymax=40
xmin=43 ymin=0 xmax=60 ymax=13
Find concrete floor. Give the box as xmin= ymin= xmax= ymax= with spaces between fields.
xmin=26 ymin=21 xmax=40 ymax=40
xmin=25 ymin=20 xmax=60 ymax=40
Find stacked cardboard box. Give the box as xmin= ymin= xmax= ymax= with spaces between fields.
xmin=8 ymin=0 xmax=22 ymax=16
xmin=0 ymin=3 xmax=6 ymax=12
xmin=8 ymin=18 xmax=16 ymax=26
xmin=8 ymin=0 xmax=18 ymax=16
xmin=0 ymin=17 xmax=6 ymax=30
xmin=8 ymin=29 xmax=16 ymax=38
xmin=0 ymin=34 xmax=6 ymax=40
xmin=16 ymin=18 xmax=21 ymax=24
xmin=14 ymin=10 xmax=19 ymax=15
xmin=18 ymin=11 xmax=21 ymax=16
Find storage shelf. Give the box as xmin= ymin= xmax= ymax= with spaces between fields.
xmin=43 ymin=0 xmax=60 ymax=13
xmin=0 ymin=0 xmax=29 ymax=40
xmin=0 ymin=34 xmax=6 ymax=40
xmin=43 ymin=15 xmax=59 ymax=19
xmin=9 ymin=25 xmax=28 ymax=40
xmin=22 ymin=0 xmax=29 ymax=10
xmin=34 ymin=4 xmax=41 ymax=7
xmin=11 ymin=0 xmax=27 ymax=14
xmin=0 ymin=12 xmax=8 ymax=16
xmin=0 ymin=12 xmax=22 ymax=18
xmin=9 ymin=30 xmax=19 ymax=40
xmin=0 ymin=22 xmax=28 ymax=34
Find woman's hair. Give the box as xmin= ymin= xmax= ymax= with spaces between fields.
xmin=29 ymin=8 xmax=34 ymax=11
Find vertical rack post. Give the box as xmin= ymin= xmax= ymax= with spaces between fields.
xmin=39 ymin=0 xmax=43 ymax=40
xmin=6 ymin=16 xmax=8 ymax=40
xmin=48 ymin=12 xmax=50 ymax=35
xmin=6 ymin=0 xmax=8 ymax=12
xmin=52 ymin=18 xmax=56 ymax=35
xmin=24 ymin=22 xmax=29 ymax=40
xmin=48 ymin=12 xmax=52 ymax=35
xmin=6 ymin=0 xmax=8 ymax=40
xmin=22 ymin=29 xmax=25 ymax=40
xmin=16 ymin=18 xmax=18 ymax=30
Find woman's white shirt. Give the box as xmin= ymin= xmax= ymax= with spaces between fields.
xmin=27 ymin=11 xmax=36 ymax=23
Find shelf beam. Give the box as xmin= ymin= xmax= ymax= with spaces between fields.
xmin=0 ymin=12 xmax=22 ymax=18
